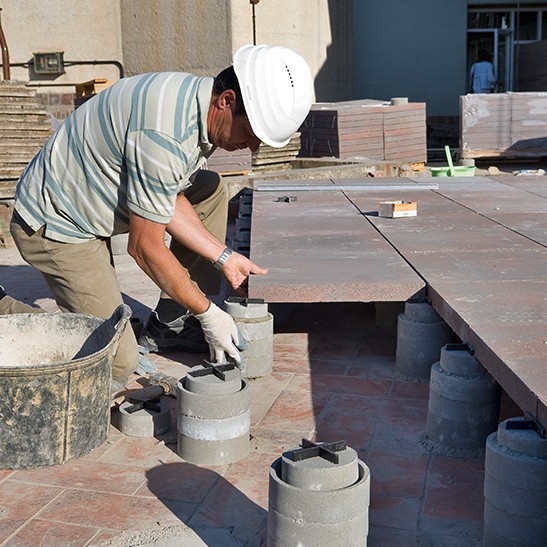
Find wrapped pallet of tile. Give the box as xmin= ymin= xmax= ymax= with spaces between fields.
xmin=299 ymin=99 xmax=426 ymax=163
xmin=460 ymin=92 xmax=547 ymax=159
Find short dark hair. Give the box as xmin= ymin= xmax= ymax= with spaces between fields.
xmin=213 ymin=66 xmax=246 ymax=116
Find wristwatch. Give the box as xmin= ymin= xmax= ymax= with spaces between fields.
xmin=213 ymin=247 xmax=233 ymax=270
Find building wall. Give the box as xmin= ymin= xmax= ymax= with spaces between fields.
xmin=119 ymin=0 xmax=232 ymax=77
xmin=353 ymin=0 xmax=467 ymax=117
xmin=1 ymin=0 xmax=123 ymax=89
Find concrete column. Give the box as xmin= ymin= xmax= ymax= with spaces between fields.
xmin=395 ymin=300 xmax=454 ymax=380
xmin=484 ymin=417 xmax=547 ymax=546
xmin=225 ymin=297 xmax=273 ymax=379
xmin=268 ymin=439 xmax=370 ymax=547
xmin=424 ymin=344 xmax=500 ymax=457
xmin=177 ymin=362 xmax=250 ymax=465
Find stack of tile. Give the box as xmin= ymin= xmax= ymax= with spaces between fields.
xmin=461 ymin=92 xmax=547 ymax=159
xmin=206 ymin=147 xmax=252 ymax=175
xmin=299 ymin=99 xmax=426 ymax=163
xmin=251 ymin=133 xmax=301 ymax=172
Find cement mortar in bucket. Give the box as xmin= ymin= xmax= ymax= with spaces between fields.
xmin=0 ymin=304 xmax=131 ymax=469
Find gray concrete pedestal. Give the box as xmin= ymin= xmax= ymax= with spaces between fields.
xmin=267 ymin=439 xmax=370 ymax=546
xmin=484 ymin=417 xmax=547 ymax=546
xmin=424 ymin=344 xmax=500 ymax=457
xmin=225 ymin=297 xmax=273 ymax=378
xmin=395 ymin=300 xmax=454 ymax=380
xmin=177 ymin=363 xmax=250 ymax=465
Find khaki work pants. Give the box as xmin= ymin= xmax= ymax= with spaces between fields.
xmin=10 ymin=169 xmax=228 ymax=381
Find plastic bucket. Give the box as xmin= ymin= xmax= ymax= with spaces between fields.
xmin=430 ymin=166 xmax=476 ymax=177
xmin=0 ymin=304 xmax=131 ymax=469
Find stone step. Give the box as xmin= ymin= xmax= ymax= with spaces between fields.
xmin=0 ymin=103 xmax=48 ymax=114
xmin=0 ymin=127 xmax=52 ymax=138
xmin=0 ymin=81 xmax=36 ymax=97
xmin=0 ymin=96 xmax=43 ymax=108
xmin=0 ymin=166 xmax=25 ymax=180
xmin=0 ymin=113 xmax=51 ymax=125
xmin=0 ymin=155 xmax=35 ymax=165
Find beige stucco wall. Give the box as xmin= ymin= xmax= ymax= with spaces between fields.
xmin=0 ymin=0 xmax=352 ymax=100
xmin=1 ymin=0 xmax=123 ymax=89
xmin=120 ymin=0 xmax=232 ymax=77
xmin=230 ymin=0 xmax=353 ymax=101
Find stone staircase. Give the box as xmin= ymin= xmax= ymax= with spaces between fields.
xmin=0 ymin=81 xmax=53 ymax=199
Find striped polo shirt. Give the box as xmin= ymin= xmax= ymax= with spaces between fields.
xmin=14 ymin=72 xmax=214 ymax=243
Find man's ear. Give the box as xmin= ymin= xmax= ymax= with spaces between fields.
xmin=217 ymin=89 xmax=236 ymax=110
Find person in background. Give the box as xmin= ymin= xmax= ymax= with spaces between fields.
xmin=8 ymin=44 xmax=315 ymax=393
xmin=470 ymin=48 xmax=497 ymax=93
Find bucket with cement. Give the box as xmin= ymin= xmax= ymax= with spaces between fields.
xmin=0 ymin=304 xmax=131 ymax=469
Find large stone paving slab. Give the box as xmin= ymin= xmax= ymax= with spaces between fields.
xmin=248 ymin=176 xmax=547 ymax=424
xmin=248 ymin=182 xmax=425 ymax=303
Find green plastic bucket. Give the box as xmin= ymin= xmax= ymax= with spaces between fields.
xmin=430 ymin=166 xmax=476 ymax=177
xmin=0 ymin=304 xmax=131 ymax=469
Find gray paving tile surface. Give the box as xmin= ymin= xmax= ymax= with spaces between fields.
xmin=248 ymin=176 xmax=547 ymax=423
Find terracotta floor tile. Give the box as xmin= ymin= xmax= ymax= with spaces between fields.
xmin=37 ymin=489 xmax=196 ymax=530
xmin=250 ymin=427 xmax=314 ymax=455
xmin=189 ymin=478 xmax=268 ymax=546
xmin=367 ymin=449 xmax=429 ymax=498
xmin=0 ymin=481 xmax=62 ymax=543
xmin=271 ymin=343 xmax=310 ymax=360
xmin=11 ymin=459 xmax=147 ymax=495
xmin=369 ymin=494 xmax=421 ymax=531
xmin=424 ymin=456 xmax=485 ymax=521
xmin=272 ymin=356 xmax=312 ymax=373
xmin=373 ymin=399 xmax=429 ymax=441
xmin=136 ymin=461 xmax=222 ymax=502
xmin=4 ymin=518 xmax=98 ymax=547
xmin=0 ymin=469 xmax=15 ymax=482
xmin=347 ymin=355 xmax=396 ymax=380
xmin=286 ymin=373 xmax=391 ymax=397
xmin=307 ymin=358 xmax=352 ymax=376
xmin=256 ymin=390 xmax=332 ymax=431
xmin=248 ymin=371 xmax=294 ymax=415
xmin=273 ymin=332 xmax=310 ymax=346
xmin=390 ymin=379 xmax=431 ymax=400
xmin=223 ymin=451 xmax=279 ymax=483
xmin=367 ymin=525 xmax=420 ymax=547
xmin=315 ymin=401 xmax=377 ymax=451
xmin=97 ymin=433 xmax=181 ymax=467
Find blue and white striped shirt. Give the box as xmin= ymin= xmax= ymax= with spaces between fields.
xmin=15 ymin=72 xmax=214 ymax=243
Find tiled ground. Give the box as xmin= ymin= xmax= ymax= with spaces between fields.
xmin=0 ymin=245 xmax=521 ymax=546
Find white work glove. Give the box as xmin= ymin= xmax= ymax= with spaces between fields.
xmin=195 ymin=302 xmax=243 ymax=366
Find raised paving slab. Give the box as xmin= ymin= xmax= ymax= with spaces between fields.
xmin=248 ymin=179 xmax=426 ymax=303
xmin=248 ymin=175 xmax=547 ymax=426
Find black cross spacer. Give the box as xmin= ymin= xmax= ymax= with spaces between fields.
xmin=291 ymin=438 xmax=347 ymax=465
xmin=189 ymin=360 xmax=237 ymax=382
xmin=506 ymin=412 xmax=546 ymax=439
xmin=125 ymin=396 xmax=162 ymax=414
xmin=226 ymin=296 xmax=265 ymax=306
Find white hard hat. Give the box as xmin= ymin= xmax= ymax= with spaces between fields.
xmin=233 ymin=44 xmax=314 ymax=148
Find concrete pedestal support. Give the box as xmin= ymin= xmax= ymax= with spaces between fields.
xmin=177 ymin=363 xmax=250 ymax=465
xmin=395 ymin=300 xmax=454 ymax=380
xmin=267 ymin=439 xmax=370 ymax=547
xmin=225 ymin=297 xmax=273 ymax=378
xmin=484 ymin=417 xmax=547 ymax=546
xmin=424 ymin=344 xmax=500 ymax=457
xmin=118 ymin=398 xmax=171 ymax=438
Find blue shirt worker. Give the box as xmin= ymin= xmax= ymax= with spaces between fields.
xmin=470 ymin=49 xmax=497 ymax=93
xmin=9 ymin=44 xmax=315 ymax=392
